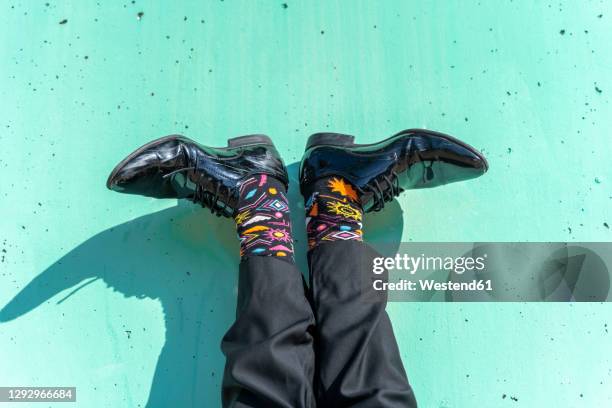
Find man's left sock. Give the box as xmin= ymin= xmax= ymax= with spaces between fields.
xmin=234 ymin=174 xmax=295 ymax=263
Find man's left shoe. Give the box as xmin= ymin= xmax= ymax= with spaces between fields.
xmin=299 ymin=128 xmax=488 ymax=212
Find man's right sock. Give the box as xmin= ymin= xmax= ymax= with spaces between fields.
xmin=304 ymin=176 xmax=364 ymax=250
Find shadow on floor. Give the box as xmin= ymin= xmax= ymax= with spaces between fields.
xmin=0 ymin=162 xmax=404 ymax=407
xmin=0 ymin=201 xmax=238 ymax=407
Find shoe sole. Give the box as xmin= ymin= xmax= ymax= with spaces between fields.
xmin=305 ymin=128 xmax=489 ymax=171
xmin=106 ymin=134 xmax=274 ymax=189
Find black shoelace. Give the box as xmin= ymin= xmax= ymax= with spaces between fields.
xmin=163 ymin=156 xmax=234 ymax=217
xmin=191 ymin=173 xmax=233 ymax=217
xmin=361 ymin=170 xmax=401 ymax=212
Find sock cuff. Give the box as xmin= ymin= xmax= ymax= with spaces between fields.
xmin=305 ymin=177 xmax=363 ymax=208
xmin=305 ymin=176 xmax=364 ymax=250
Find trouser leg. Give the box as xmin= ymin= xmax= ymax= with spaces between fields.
xmin=221 ymin=256 xmax=317 ymax=408
xmin=308 ymin=241 xmax=417 ymax=408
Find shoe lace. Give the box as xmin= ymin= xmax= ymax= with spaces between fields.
xmin=163 ymin=156 xmax=234 ymax=217
xmin=361 ymin=170 xmax=401 ymax=212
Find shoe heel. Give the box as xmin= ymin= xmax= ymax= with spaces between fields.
xmin=306 ymin=132 xmax=355 ymax=149
xmin=227 ymin=134 xmax=273 ymax=147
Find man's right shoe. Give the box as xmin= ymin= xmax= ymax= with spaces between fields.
xmin=106 ymin=134 xmax=288 ymax=217
xmin=299 ymin=129 xmax=488 ymax=212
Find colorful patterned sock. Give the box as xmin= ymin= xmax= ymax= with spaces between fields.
xmin=304 ymin=176 xmax=364 ymax=250
xmin=234 ymin=175 xmax=294 ymax=263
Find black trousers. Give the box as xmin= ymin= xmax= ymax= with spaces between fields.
xmin=221 ymin=241 xmax=417 ymax=408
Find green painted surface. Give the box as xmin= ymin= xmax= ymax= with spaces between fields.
xmin=1 ymin=1 xmax=611 ymax=407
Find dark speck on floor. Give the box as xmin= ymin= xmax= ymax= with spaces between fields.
xmin=137 ymin=11 xmax=144 ymax=20
xmin=594 ymin=84 xmax=602 ymax=94
xmin=502 ymin=394 xmax=507 ymax=399
xmin=59 ymin=19 xmax=67 ymax=25
xmin=604 ymin=222 xmax=609 ymax=229
xmin=559 ymin=29 xmax=566 ymax=35
xmin=282 ymin=3 xmax=288 ymax=9
xmin=511 ymin=396 xmax=518 ymax=402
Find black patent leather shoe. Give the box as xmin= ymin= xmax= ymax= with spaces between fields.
xmin=106 ymin=134 xmax=288 ymax=217
xmin=300 ymin=129 xmax=488 ymax=212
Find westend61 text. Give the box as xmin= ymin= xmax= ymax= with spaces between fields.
xmin=373 ymin=279 xmax=493 ymax=292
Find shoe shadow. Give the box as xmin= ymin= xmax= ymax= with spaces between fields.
xmin=0 ymin=167 xmax=404 ymax=407
xmin=0 ymin=201 xmax=238 ymax=407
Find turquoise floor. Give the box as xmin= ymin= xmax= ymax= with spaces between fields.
xmin=1 ymin=1 xmax=611 ymax=407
